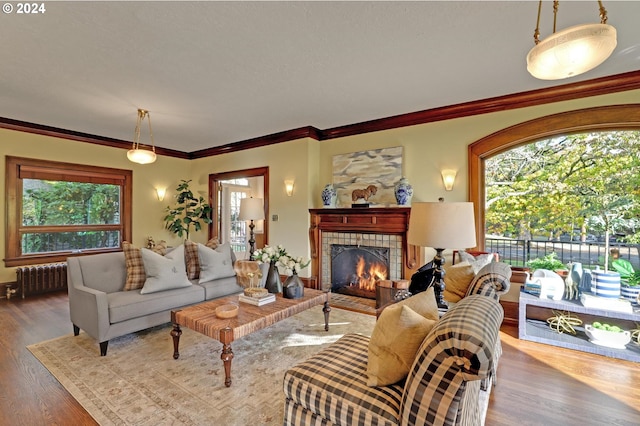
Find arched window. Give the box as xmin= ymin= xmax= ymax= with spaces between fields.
xmin=468 ymin=104 xmax=640 ymax=249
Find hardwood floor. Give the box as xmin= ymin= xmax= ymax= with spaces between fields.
xmin=1 ymin=292 xmax=639 ymax=425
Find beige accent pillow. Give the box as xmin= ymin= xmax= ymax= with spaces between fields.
xmin=122 ymin=241 xmax=167 ymax=291
xmin=395 ymin=286 xmax=439 ymax=321
xmin=443 ymin=261 xmax=476 ymax=303
xmin=367 ymin=304 xmax=437 ymax=387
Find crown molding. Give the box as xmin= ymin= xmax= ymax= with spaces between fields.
xmin=2 ymin=70 xmax=639 ymax=159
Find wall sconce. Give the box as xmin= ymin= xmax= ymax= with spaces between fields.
xmin=441 ymin=170 xmax=457 ymax=191
xmin=155 ymin=187 xmax=166 ymax=201
xmin=284 ymin=180 xmax=295 ymax=197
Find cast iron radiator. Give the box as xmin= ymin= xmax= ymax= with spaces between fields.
xmin=16 ymin=262 xmax=68 ymax=298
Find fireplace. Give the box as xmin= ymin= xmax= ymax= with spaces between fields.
xmin=331 ymin=244 xmax=390 ymax=298
xmin=308 ymin=208 xmax=422 ymax=292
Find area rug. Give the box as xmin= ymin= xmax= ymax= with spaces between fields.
xmin=27 ymin=306 xmax=375 ymax=426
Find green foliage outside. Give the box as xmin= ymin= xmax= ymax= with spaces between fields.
xmin=163 ymin=180 xmax=212 ymax=240
xmin=485 ymin=131 xmax=640 ymax=244
xmin=22 ymin=179 xmax=121 ymax=253
xmin=526 ymin=252 xmax=567 ymax=271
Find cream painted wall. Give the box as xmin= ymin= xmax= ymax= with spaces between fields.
xmin=2 ymin=88 xmax=639 ymax=285
xmin=0 ymin=128 xmax=192 ymax=283
xmin=190 ymin=138 xmax=318 ymax=277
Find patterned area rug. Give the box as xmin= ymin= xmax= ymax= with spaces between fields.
xmin=28 ymin=306 xmax=375 ymax=426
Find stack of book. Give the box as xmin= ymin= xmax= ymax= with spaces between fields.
xmin=239 ymin=292 xmax=276 ymax=306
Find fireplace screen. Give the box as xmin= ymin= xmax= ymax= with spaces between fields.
xmin=331 ymin=244 xmax=389 ymax=297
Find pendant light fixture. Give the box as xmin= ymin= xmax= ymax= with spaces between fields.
xmin=127 ymin=108 xmax=157 ymax=164
xmin=526 ymin=1 xmax=617 ymax=80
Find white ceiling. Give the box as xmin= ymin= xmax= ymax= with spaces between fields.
xmin=2 ymin=1 xmax=640 ymax=153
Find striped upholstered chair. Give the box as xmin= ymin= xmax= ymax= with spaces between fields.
xmin=283 ymin=290 xmax=504 ymax=426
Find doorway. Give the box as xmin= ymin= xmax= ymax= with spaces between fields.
xmin=209 ymin=167 xmax=269 ymax=260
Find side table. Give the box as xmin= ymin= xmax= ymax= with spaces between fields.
xmin=519 ymin=291 xmax=640 ymax=362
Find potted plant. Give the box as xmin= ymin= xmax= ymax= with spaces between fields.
xmin=163 ymin=180 xmax=212 ymax=240
xmin=611 ymin=258 xmax=640 ymax=304
xmin=527 ymin=252 xmax=568 ymax=276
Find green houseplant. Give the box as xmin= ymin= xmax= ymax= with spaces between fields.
xmin=527 ymin=252 xmax=567 ymax=273
xmin=611 ymin=258 xmax=640 ymax=304
xmin=163 ymin=180 xmax=212 ymax=240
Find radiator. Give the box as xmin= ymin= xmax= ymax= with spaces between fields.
xmin=16 ymin=263 xmax=68 ymax=298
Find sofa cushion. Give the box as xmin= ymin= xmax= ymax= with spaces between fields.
xmin=394 ymin=286 xmax=439 ymax=321
xmin=107 ymin=284 xmax=205 ymax=323
xmin=284 ymin=333 xmax=404 ymax=426
xmin=123 ymin=241 xmax=167 ymax=291
xmin=140 ymin=245 xmax=192 ymax=294
xmin=443 ymin=261 xmax=476 ymax=303
xmin=465 ymin=261 xmax=512 ymax=300
xmin=367 ymin=304 xmax=437 ymax=387
xmin=78 ymin=252 xmax=127 ymax=294
xmin=198 ymin=276 xmax=243 ymax=300
xmin=198 ymin=242 xmax=236 ymax=283
xmin=399 ymin=295 xmax=503 ymax=426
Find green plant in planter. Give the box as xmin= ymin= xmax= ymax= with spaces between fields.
xmin=163 ymin=180 xmax=212 ymax=240
xmin=611 ymin=259 xmax=640 ymax=287
xmin=527 ymin=252 xmax=567 ymax=272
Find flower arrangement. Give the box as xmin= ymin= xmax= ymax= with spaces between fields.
xmin=278 ymin=254 xmax=311 ymax=276
xmin=251 ymin=244 xmax=310 ymax=276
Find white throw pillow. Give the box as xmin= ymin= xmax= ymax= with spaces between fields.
xmin=458 ymin=250 xmax=494 ymax=273
xmin=198 ymin=242 xmax=236 ymax=283
xmin=140 ymin=245 xmax=192 ymax=294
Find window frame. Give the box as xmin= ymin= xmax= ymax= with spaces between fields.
xmin=5 ymin=156 xmax=132 ymax=266
xmin=468 ymin=104 xmax=640 ymax=250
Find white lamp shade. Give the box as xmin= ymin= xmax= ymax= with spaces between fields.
xmin=527 ymin=23 xmax=617 ymax=80
xmin=408 ymin=202 xmax=477 ymax=249
xmin=239 ymin=197 xmax=265 ymax=221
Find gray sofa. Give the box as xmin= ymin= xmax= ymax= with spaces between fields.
xmin=67 ymin=251 xmax=267 ymax=355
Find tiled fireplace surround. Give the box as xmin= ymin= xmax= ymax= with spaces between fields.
xmin=308 ymin=208 xmax=422 ymax=291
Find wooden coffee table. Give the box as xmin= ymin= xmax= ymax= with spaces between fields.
xmin=170 ymin=288 xmax=331 ymax=387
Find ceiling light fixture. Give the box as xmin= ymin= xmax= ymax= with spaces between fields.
xmin=526 ymin=0 xmax=617 ymax=80
xmin=127 ymin=108 xmax=157 ymax=164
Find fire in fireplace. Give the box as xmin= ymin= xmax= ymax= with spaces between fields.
xmin=331 ymin=244 xmax=390 ymax=298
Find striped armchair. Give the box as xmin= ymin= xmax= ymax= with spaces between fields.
xmin=283 ymin=292 xmax=504 ymax=426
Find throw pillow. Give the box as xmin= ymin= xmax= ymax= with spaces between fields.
xmin=367 ymin=304 xmax=437 ymax=387
xmin=122 ymin=240 xmax=167 ymax=291
xmin=458 ymin=250 xmax=494 ymax=273
xmin=443 ymin=261 xmax=476 ymax=303
xmin=395 ymin=286 xmax=440 ymax=321
xmin=198 ymin=242 xmax=236 ymax=283
xmin=140 ymin=245 xmax=192 ymax=294
xmin=205 ymin=237 xmax=237 ymax=263
xmin=184 ymin=239 xmax=200 ymax=279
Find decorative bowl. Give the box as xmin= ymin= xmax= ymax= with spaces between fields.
xmin=215 ymin=304 xmax=239 ymax=319
xmin=585 ymin=324 xmax=631 ymax=349
xmin=244 ymin=287 xmax=268 ymax=298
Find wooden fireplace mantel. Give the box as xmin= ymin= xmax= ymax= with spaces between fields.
xmin=308 ymin=207 xmax=423 ymax=289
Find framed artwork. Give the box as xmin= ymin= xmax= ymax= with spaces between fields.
xmin=332 ymin=146 xmax=402 ymax=207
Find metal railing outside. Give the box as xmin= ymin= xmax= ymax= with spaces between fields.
xmin=485 ymin=237 xmax=640 ymax=270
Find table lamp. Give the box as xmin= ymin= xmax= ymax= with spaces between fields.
xmin=408 ymin=201 xmax=477 ymax=308
xmin=239 ymin=197 xmax=265 ymax=258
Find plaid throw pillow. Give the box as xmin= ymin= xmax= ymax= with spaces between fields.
xmin=184 ymin=239 xmax=200 ymax=280
xmin=122 ymin=241 xmax=167 ymax=291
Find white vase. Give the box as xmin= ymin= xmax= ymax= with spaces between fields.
xmin=394 ymin=177 xmax=413 ymax=206
xmin=321 ymin=184 xmax=337 ymax=208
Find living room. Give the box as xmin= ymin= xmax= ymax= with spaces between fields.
xmin=2 ymin=2 xmax=640 ymax=425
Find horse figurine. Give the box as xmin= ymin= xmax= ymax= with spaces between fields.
xmin=351 ymin=185 xmax=378 ymax=202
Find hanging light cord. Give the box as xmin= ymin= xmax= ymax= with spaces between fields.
xmin=533 ymin=0 xmax=609 ymax=45
xmin=132 ymin=109 xmax=156 ymax=153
